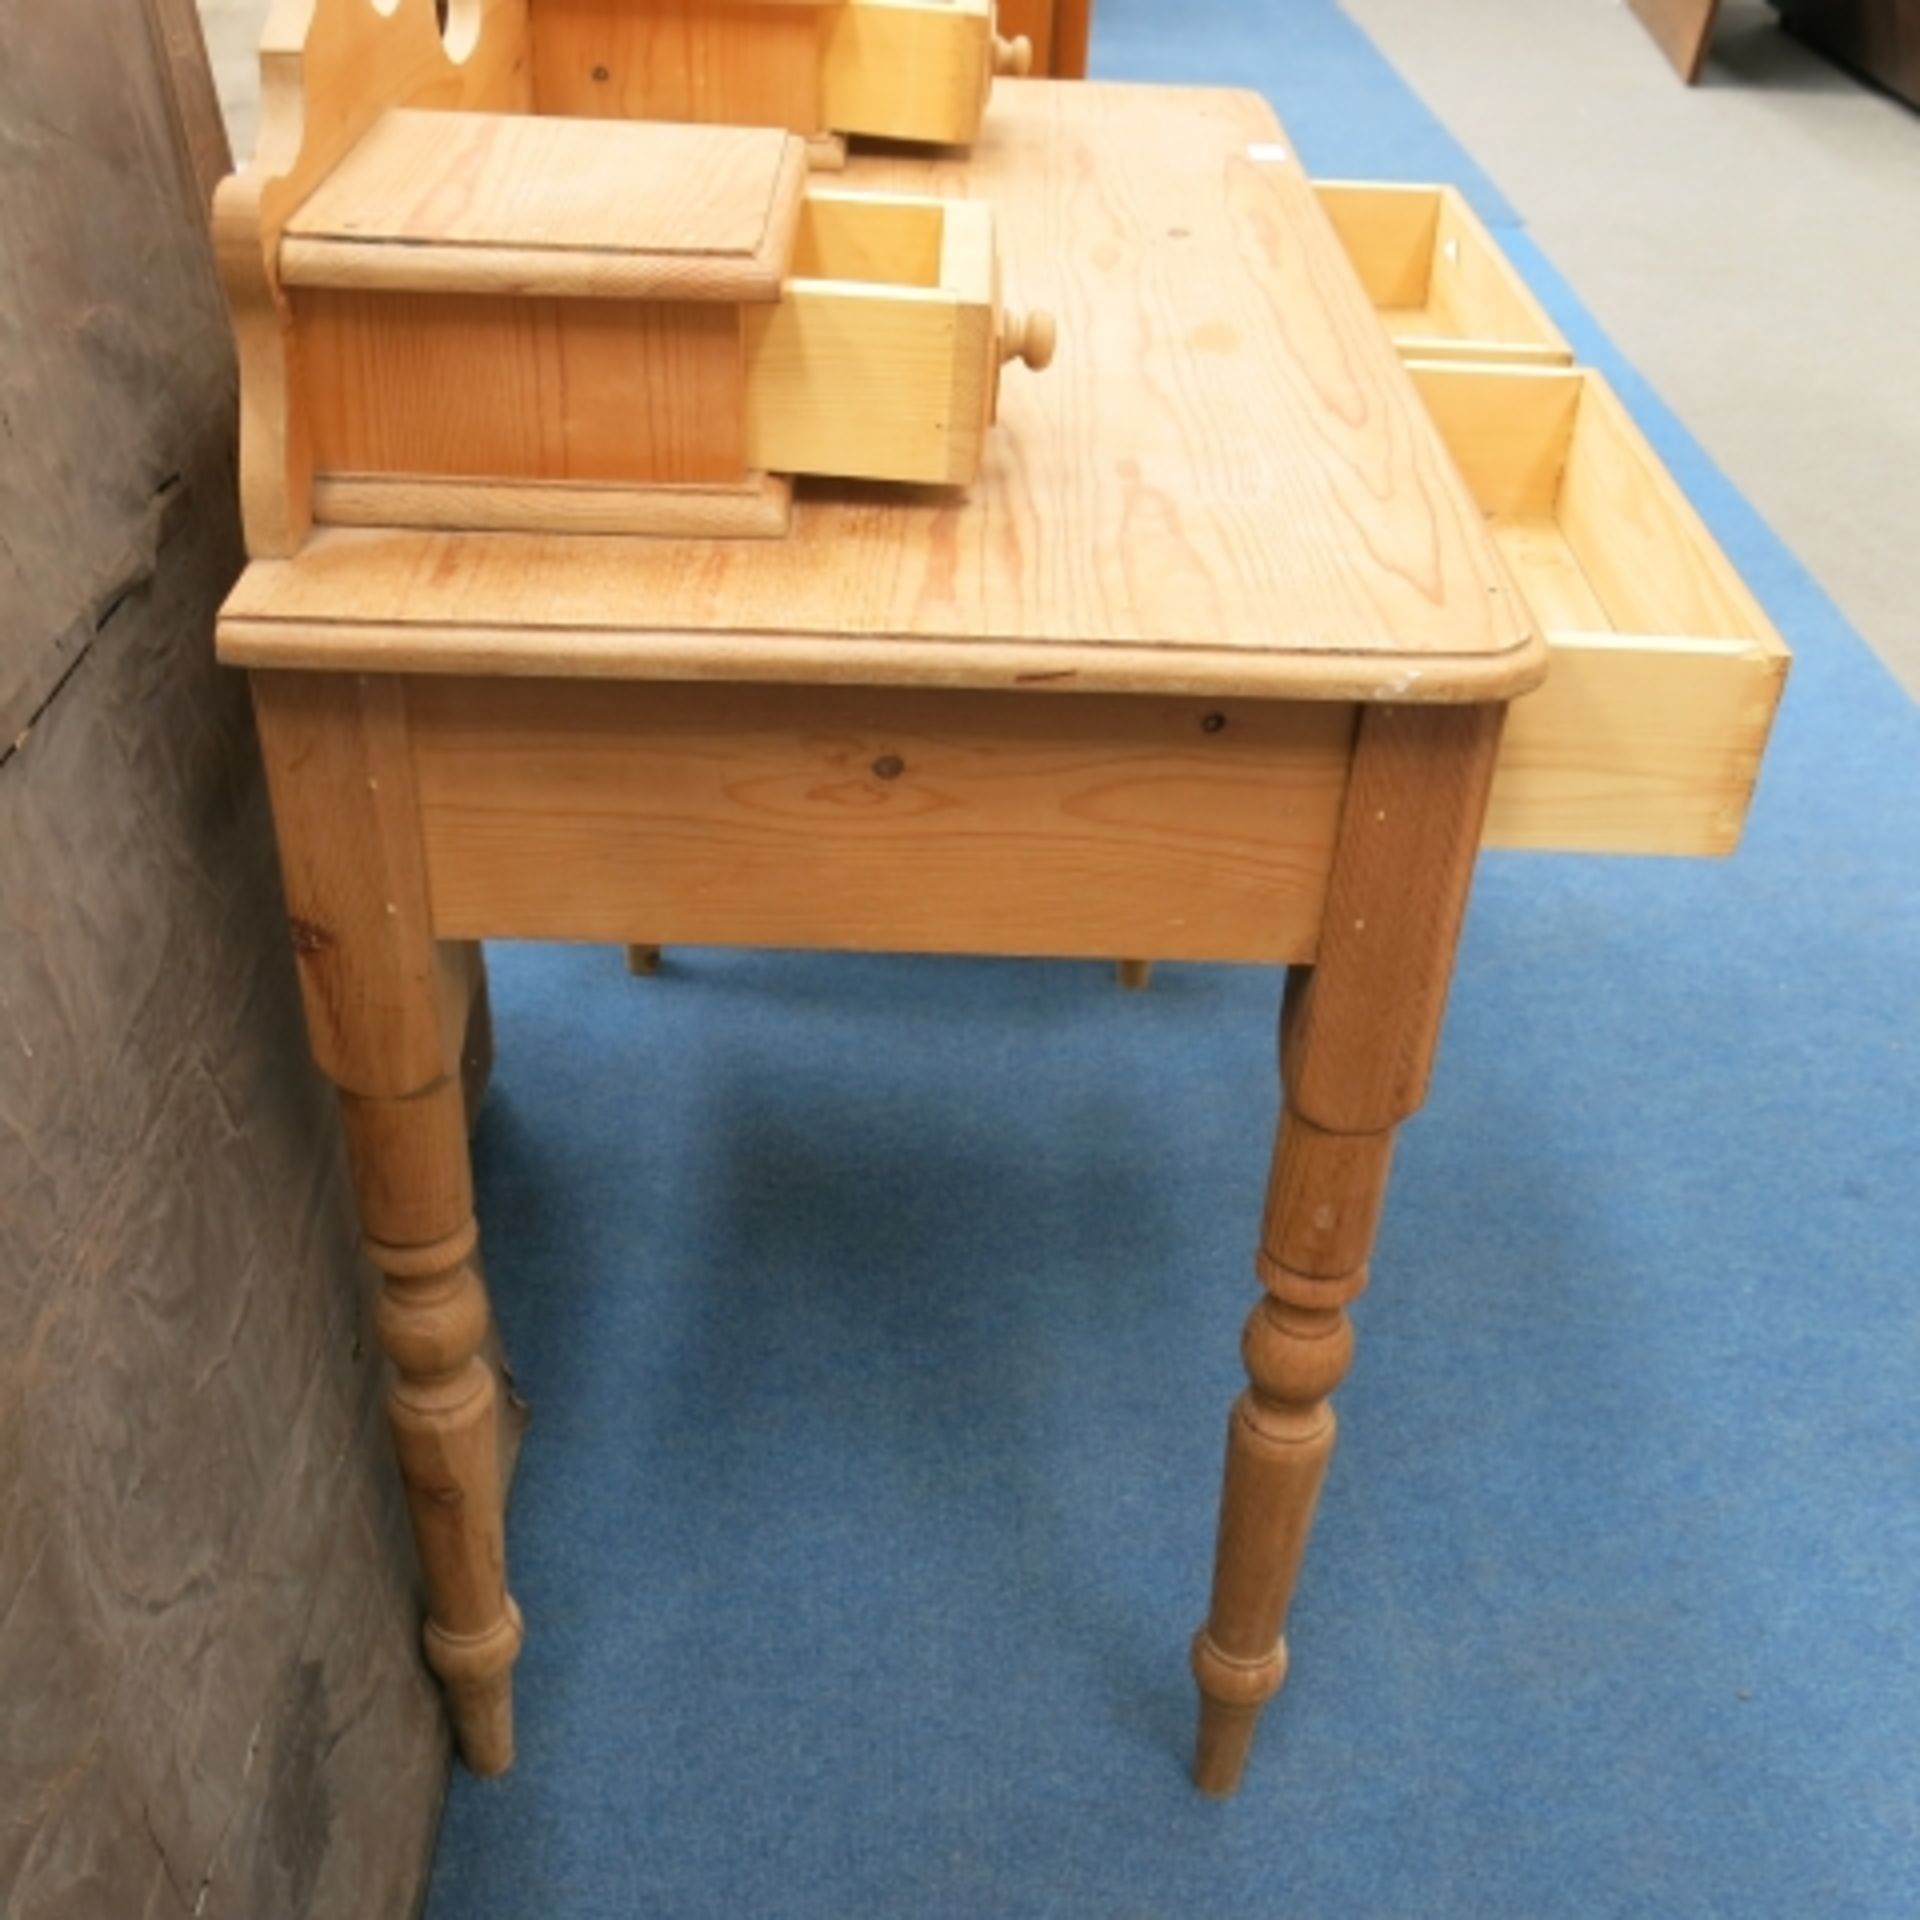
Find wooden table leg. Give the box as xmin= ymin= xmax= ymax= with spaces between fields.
xmin=253 ymin=672 xmax=524 ymax=1774
xmin=1191 ymin=703 xmax=1504 ymax=1796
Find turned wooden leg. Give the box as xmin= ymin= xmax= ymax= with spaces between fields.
xmin=342 ymin=1078 xmax=522 ymax=1773
xmin=1192 ymin=703 xmax=1504 ymax=1796
xmin=1115 ymin=960 xmax=1154 ymax=991
xmin=253 ymin=672 xmax=524 ymax=1773
xmin=626 ymin=943 xmax=663 ymax=976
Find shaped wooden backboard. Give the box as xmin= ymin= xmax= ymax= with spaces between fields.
xmin=213 ymin=0 xmax=535 ymax=555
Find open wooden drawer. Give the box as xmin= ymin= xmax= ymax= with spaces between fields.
xmin=244 ymin=110 xmax=1052 ymax=546
xmin=528 ymin=0 xmax=1028 ymax=150
xmin=1408 ymin=364 xmax=1789 ymax=856
xmin=1317 ymin=181 xmax=1571 ymax=368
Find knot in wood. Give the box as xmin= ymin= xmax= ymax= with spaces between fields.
xmin=425 ymin=1599 xmax=525 ymax=1690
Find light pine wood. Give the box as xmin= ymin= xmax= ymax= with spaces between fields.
xmin=745 ymin=284 xmax=993 ymax=485
xmin=250 ymin=670 xmax=522 ymax=1773
xmin=314 ymin=471 xmax=795 ymax=539
xmin=530 ymin=0 xmax=828 ymax=131
xmin=996 ymin=29 xmax=1036 ymax=75
xmin=1193 ymin=704 xmax=1504 ymax=1795
xmin=221 ymin=71 xmax=1792 ymax=1800
xmin=404 ymin=678 xmax=1354 ymax=962
xmin=299 ymin=291 xmax=749 ymax=488
xmin=282 ymin=111 xmax=806 ymax=303
xmin=791 ymin=190 xmax=948 ymax=285
xmin=1315 ymin=181 xmax=1572 ymax=368
xmin=744 ymin=197 xmax=1001 ymax=486
xmin=218 ymin=86 xmax=1545 ymax=703
xmin=1629 ymin=0 xmax=1725 ymax=82
xmin=819 ymin=0 xmax=996 ymax=143
xmin=1412 ymin=363 xmax=1789 ymax=857
xmin=287 ymin=168 xmax=1023 ymax=496
xmin=1490 ymin=635 xmax=1783 ymax=856
xmin=526 ymin=0 xmax=1005 ymax=142
xmin=1051 ymin=0 xmax=1093 ymax=75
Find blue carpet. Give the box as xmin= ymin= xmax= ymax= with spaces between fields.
xmin=426 ymin=4 xmax=1920 ymax=1914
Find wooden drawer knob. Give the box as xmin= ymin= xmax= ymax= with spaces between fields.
xmin=999 ymin=308 xmax=1057 ymax=371
xmin=994 ymin=33 xmax=1035 ymax=76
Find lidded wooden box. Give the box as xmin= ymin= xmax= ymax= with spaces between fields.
xmin=216 ymin=0 xmax=1053 ymax=553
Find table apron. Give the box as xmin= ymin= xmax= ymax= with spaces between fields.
xmin=400 ymin=676 xmax=1356 ymax=963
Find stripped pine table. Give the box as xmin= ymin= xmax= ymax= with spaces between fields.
xmin=219 ymin=79 xmax=1783 ymax=1793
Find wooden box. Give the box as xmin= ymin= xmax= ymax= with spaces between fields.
xmin=215 ymin=3 xmax=1054 ymax=555
xmin=1413 ymin=364 xmax=1789 ymax=856
xmin=1316 ymin=181 xmax=1571 ymax=368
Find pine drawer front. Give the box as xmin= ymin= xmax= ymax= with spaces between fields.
xmin=745 ymin=190 xmax=1001 ymax=487
xmin=1410 ymin=364 xmax=1789 ymax=857
xmin=820 ymin=0 xmax=996 ymax=144
xmin=526 ymin=0 xmax=998 ymax=146
xmin=1316 ymin=181 xmax=1571 ymax=368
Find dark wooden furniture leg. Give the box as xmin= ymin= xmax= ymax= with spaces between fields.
xmin=1191 ymin=703 xmax=1505 ymax=1795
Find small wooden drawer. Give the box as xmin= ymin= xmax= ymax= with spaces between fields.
xmin=1409 ymin=364 xmax=1788 ymax=856
xmin=1316 ymin=181 xmax=1571 ymax=367
xmin=273 ymin=111 xmax=1052 ymax=535
xmin=529 ymin=0 xmax=1022 ymax=148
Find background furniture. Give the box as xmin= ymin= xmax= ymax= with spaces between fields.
xmin=1001 ymin=0 xmax=1095 ymax=76
xmin=1777 ymin=0 xmax=1920 ymax=105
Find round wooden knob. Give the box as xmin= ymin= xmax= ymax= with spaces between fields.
xmin=994 ymin=33 xmax=1034 ymax=76
xmin=999 ymin=308 xmax=1057 ymax=371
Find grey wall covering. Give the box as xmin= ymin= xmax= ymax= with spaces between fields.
xmin=0 ymin=2 xmax=451 ymax=1912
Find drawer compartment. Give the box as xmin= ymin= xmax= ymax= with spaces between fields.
xmin=1411 ymin=364 xmax=1789 ymax=856
xmin=527 ymin=0 xmax=1002 ymax=147
xmin=270 ymin=110 xmax=1049 ymax=530
xmin=746 ymin=189 xmax=1001 ymax=487
xmin=1317 ymin=181 xmax=1571 ymax=367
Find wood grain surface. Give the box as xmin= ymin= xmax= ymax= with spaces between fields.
xmin=299 ymin=291 xmax=748 ymax=485
xmin=1316 ymin=182 xmax=1572 ymax=369
xmin=406 ymin=678 xmax=1353 ymax=960
xmin=220 ymin=84 xmax=1545 ymax=704
xmin=531 ymin=0 xmax=826 ymax=130
xmin=284 ymin=111 xmax=805 ymax=303
xmin=1412 ymin=363 xmax=1788 ymax=856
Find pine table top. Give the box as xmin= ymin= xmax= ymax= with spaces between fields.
xmin=220 ymin=82 xmax=1545 ymax=704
